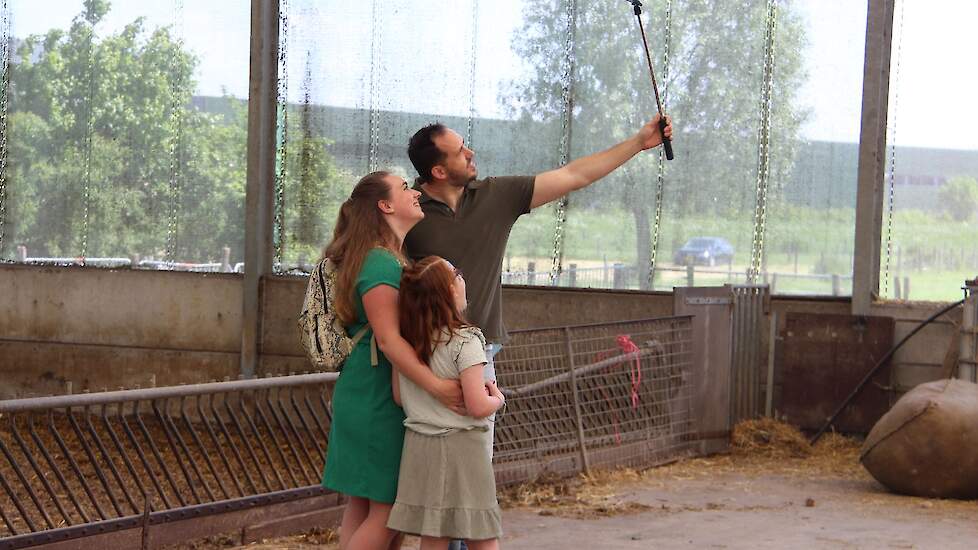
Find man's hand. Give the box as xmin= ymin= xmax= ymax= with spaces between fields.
xmin=636 ymin=113 xmax=673 ymax=151
xmin=434 ymin=377 xmax=466 ymax=415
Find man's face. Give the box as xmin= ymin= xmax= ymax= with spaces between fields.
xmin=432 ymin=129 xmax=477 ymax=186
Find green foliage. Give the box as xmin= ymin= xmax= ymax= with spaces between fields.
xmin=4 ymin=3 xmax=345 ymax=266
xmin=505 ymin=0 xmax=809 ymax=286
xmin=937 ymin=177 xmax=978 ymax=222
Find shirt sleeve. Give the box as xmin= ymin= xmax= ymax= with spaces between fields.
xmin=454 ymin=327 xmax=488 ymax=375
xmin=487 ymin=175 xmax=535 ymax=219
xmin=356 ymin=248 xmax=402 ymax=296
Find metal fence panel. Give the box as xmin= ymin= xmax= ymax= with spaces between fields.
xmin=494 ymin=316 xmax=696 ymax=485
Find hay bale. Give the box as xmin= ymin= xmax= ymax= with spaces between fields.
xmin=731 ymin=417 xmax=812 ymax=458
xmin=861 ymin=379 xmax=978 ymax=499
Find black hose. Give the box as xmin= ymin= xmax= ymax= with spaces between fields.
xmin=809 ymin=298 xmax=966 ymax=445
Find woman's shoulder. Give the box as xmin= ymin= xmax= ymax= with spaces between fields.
xmin=364 ymin=247 xmax=400 ymax=264
xmin=361 ymin=247 xmax=404 ymax=272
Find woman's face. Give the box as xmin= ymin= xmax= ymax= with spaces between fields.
xmin=444 ymin=260 xmax=467 ymax=313
xmin=383 ymin=174 xmax=424 ymax=225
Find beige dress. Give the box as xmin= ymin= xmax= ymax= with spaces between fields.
xmin=387 ymin=327 xmax=502 ymax=540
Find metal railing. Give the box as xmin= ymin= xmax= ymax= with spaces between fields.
xmin=0 ymin=374 xmax=337 ymax=549
xmin=501 ymin=263 xmax=851 ymax=294
xmin=0 ymin=316 xmax=698 ymax=548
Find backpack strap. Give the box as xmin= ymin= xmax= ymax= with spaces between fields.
xmin=317 ymin=260 xmax=328 ymax=302
xmin=350 ymin=325 xmax=379 ymax=367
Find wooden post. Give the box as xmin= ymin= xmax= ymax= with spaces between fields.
xmin=903 ymin=276 xmax=910 ymax=300
xmin=568 ymin=263 xmax=577 ymax=287
xmin=564 ymin=327 xmax=590 ymax=475
xmin=770 ymin=273 xmax=778 ymax=294
xmin=527 ymin=261 xmax=536 ymax=286
xmin=832 ymin=274 xmax=841 ymax=296
xmin=686 ymin=264 xmax=694 ymax=287
xmin=613 ymin=263 xmax=625 ymax=289
xmin=894 ymin=276 xmax=902 ymax=299
xmin=16 ymin=245 xmax=27 ymax=262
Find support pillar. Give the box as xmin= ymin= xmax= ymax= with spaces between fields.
xmin=241 ymin=0 xmax=280 ymax=378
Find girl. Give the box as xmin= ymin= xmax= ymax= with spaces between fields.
xmin=322 ymin=172 xmax=464 ymax=550
xmin=388 ymin=256 xmax=506 ymax=550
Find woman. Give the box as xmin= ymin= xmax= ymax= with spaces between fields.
xmin=322 ymin=171 xmax=463 ymax=550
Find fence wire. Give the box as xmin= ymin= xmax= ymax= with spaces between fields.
xmin=494 ymin=316 xmax=695 ymax=484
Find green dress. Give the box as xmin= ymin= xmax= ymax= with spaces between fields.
xmin=322 ymin=248 xmax=406 ymax=503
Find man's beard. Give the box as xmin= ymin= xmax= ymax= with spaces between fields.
xmin=448 ymin=166 xmax=477 ymax=187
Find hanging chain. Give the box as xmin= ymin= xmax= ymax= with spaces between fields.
xmin=648 ymin=0 xmax=673 ymax=290
xmin=81 ymin=16 xmax=98 ymax=260
xmin=296 ymin=50 xmax=315 ymax=245
xmin=465 ymin=0 xmax=480 ymax=147
xmin=747 ymin=0 xmax=778 ymax=283
xmin=165 ymin=0 xmax=186 ymax=263
xmin=883 ymin=0 xmax=905 ymax=298
xmin=273 ymin=0 xmax=291 ymax=271
xmin=0 ymin=0 xmax=9 ymax=259
xmin=549 ymin=0 xmax=578 ymax=286
xmin=367 ymin=0 xmax=381 ymax=173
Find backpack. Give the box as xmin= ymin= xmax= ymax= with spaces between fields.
xmin=298 ymin=258 xmax=377 ymax=370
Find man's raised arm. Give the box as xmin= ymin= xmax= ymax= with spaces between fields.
xmin=530 ymin=114 xmax=673 ymax=210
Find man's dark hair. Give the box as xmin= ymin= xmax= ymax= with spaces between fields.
xmin=407 ymin=123 xmax=448 ymax=183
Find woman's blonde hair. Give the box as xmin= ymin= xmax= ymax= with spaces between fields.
xmin=322 ymin=171 xmax=400 ymax=325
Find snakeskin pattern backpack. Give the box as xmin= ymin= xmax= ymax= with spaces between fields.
xmin=298 ymin=258 xmax=376 ymax=371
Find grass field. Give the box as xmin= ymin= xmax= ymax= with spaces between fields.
xmin=504 ymin=204 xmax=976 ymax=301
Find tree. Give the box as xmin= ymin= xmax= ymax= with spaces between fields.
xmin=4 ymin=1 xmax=345 ymax=266
xmin=938 ymin=177 xmax=978 ymax=223
xmin=278 ymin=55 xmax=352 ymax=268
xmin=505 ymin=0 xmax=808 ymax=287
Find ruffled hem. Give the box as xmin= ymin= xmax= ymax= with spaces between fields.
xmin=387 ymin=502 xmax=502 ymax=540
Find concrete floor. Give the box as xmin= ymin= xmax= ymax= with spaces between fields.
xmin=223 ymin=450 xmax=978 ymax=550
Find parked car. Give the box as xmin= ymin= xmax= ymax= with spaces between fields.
xmin=674 ymin=237 xmax=734 ymax=267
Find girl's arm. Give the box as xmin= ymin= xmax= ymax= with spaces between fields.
xmin=362 ymin=285 xmax=464 ymax=413
xmin=459 ymin=364 xmax=504 ymax=419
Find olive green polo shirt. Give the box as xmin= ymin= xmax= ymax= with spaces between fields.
xmin=404 ymin=176 xmax=535 ymax=344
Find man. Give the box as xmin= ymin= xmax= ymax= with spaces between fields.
xmin=404 ymin=114 xmax=671 ymax=550
xmin=404 ymin=114 xmax=672 ymax=362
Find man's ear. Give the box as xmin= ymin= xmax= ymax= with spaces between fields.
xmin=377 ymin=199 xmax=394 ymax=214
xmin=431 ymin=165 xmax=447 ymax=181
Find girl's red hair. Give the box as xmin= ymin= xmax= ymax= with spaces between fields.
xmin=399 ymin=256 xmax=470 ymax=364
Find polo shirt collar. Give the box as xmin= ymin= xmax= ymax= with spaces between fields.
xmin=414 ymin=180 xmax=479 ymax=209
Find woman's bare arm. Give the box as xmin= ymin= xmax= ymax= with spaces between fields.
xmin=362 ymin=285 xmax=464 ymax=413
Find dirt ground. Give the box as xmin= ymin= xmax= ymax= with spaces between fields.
xmin=183 ymin=421 xmax=978 ymax=549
